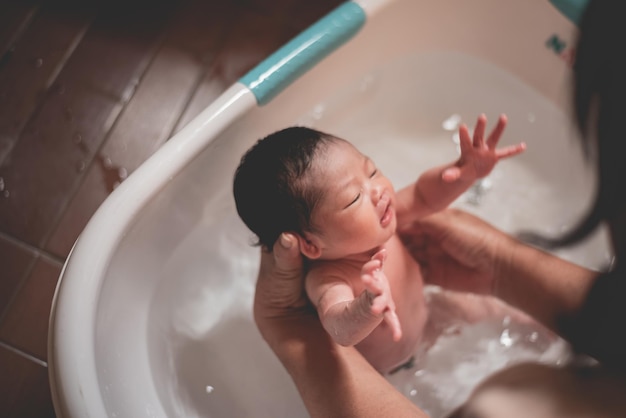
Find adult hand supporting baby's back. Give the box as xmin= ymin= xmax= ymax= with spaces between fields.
xmin=400 ymin=208 xmax=598 ymax=334
xmin=398 ymin=208 xmax=508 ymax=296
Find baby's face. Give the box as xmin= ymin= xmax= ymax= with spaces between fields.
xmin=304 ymin=140 xmax=397 ymax=260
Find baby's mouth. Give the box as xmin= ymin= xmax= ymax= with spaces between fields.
xmin=377 ymin=194 xmax=393 ymax=226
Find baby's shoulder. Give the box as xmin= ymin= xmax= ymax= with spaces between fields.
xmin=306 ymin=259 xmax=360 ymax=285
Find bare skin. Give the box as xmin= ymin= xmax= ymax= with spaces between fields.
xmin=254 ymin=209 xmax=601 ymax=418
xmin=301 ymin=114 xmax=526 ymax=373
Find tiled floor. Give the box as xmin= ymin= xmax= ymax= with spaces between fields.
xmin=0 ymin=0 xmax=341 ymax=416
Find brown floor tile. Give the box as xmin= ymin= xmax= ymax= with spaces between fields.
xmin=174 ymin=1 xmax=327 ymax=131
xmin=0 ymin=85 xmax=122 ymax=247
xmin=174 ymin=75 xmax=231 ymax=133
xmin=0 ymin=1 xmax=39 ymax=58
xmin=54 ymin=2 xmax=176 ymax=101
xmin=0 ymin=257 xmax=62 ymax=361
xmin=98 ymin=46 xmax=203 ymax=174
xmin=0 ymin=4 xmax=92 ymax=147
xmin=0 ymin=235 xmax=37 ymax=316
xmin=45 ymin=47 xmax=203 ymax=257
xmin=0 ymin=345 xmax=55 ymax=418
xmin=44 ymin=5 xmax=239 ymax=258
xmin=165 ymin=0 xmax=238 ymax=63
xmin=286 ymin=0 xmax=345 ymax=32
xmin=204 ymin=6 xmax=298 ymax=90
xmin=44 ymin=166 xmax=107 ymax=258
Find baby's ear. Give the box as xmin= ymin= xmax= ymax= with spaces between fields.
xmin=297 ymin=233 xmax=322 ymax=259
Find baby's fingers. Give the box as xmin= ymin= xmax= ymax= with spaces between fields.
xmin=384 ymin=310 xmax=403 ymax=341
xmin=362 ymin=272 xmax=384 ymax=296
xmin=486 ymin=114 xmax=508 ymax=149
xmin=472 ymin=114 xmax=487 ymax=147
xmin=495 ymin=142 xmax=526 ymax=159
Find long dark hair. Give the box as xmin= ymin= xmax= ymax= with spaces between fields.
xmin=556 ymin=0 xmax=626 ymax=373
xmin=522 ymin=0 xmax=626 ymax=260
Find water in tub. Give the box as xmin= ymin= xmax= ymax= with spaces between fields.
xmin=147 ymin=52 xmax=611 ymax=417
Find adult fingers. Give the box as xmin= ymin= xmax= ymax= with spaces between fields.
xmin=271 ymin=233 xmax=303 ymax=277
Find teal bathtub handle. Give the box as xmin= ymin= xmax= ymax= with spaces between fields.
xmin=549 ymin=0 xmax=590 ymax=24
xmin=239 ymin=1 xmax=366 ymax=106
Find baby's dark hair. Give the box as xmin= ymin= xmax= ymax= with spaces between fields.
xmin=233 ymin=126 xmax=337 ymax=249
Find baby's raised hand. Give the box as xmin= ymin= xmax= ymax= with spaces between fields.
xmin=360 ymin=249 xmax=402 ymax=341
xmin=442 ymin=114 xmax=526 ymax=182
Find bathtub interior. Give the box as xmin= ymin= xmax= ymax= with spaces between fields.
xmin=90 ymin=1 xmax=611 ymax=417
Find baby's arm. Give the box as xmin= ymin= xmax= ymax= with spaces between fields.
xmin=396 ymin=114 xmax=525 ymax=226
xmin=305 ymin=251 xmax=402 ymax=347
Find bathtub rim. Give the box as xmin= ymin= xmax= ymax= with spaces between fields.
xmin=47 ymin=84 xmax=258 ymax=418
xmin=47 ymin=1 xmax=380 ymax=414
xmin=46 ymin=0 xmax=580 ymax=415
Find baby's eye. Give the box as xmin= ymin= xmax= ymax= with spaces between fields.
xmin=344 ymin=193 xmax=360 ymax=209
xmin=370 ymin=169 xmax=378 ymax=178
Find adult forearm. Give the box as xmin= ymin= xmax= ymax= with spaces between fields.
xmin=494 ymin=237 xmax=598 ymax=332
xmin=258 ymin=315 xmax=426 ymax=418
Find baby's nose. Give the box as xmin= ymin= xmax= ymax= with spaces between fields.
xmin=371 ymin=185 xmax=382 ymax=202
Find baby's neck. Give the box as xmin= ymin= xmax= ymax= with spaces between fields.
xmin=311 ymin=243 xmax=388 ymax=266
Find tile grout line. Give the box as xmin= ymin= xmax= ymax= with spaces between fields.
xmin=0 ymin=340 xmax=47 ymax=367
xmin=0 ymin=230 xmax=65 ymax=266
xmin=44 ymin=18 xmax=93 ymax=91
xmin=37 ymin=17 xmax=173 ymax=255
xmin=0 ymin=4 xmax=40 ymax=59
xmin=0 ymin=9 xmax=93 ymax=168
xmin=167 ymin=7 xmax=239 ymax=138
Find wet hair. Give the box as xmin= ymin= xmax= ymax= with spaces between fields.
xmin=233 ymin=126 xmax=337 ymax=249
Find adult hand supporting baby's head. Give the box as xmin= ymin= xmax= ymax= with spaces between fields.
xmin=254 ymin=233 xmax=313 ymax=342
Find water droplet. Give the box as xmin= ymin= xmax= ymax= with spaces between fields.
xmin=312 ymin=104 xmax=324 ymax=120
xmin=502 ymin=315 xmax=511 ymax=327
xmin=409 ymin=389 xmax=417 ymax=397
xmin=118 ymin=167 xmax=128 ymax=180
xmin=478 ymin=178 xmax=493 ymax=192
xmin=0 ymin=177 xmax=4 ymax=192
xmin=34 ymin=58 xmax=43 ymax=68
xmin=442 ymin=114 xmax=462 ymax=131
xmin=528 ymin=332 xmax=539 ymax=343
xmin=76 ymin=161 xmax=86 ymax=173
xmin=414 ymin=369 xmax=425 ymax=377
xmin=73 ymin=133 xmax=82 ymax=144
xmin=360 ymin=74 xmax=376 ymax=92
xmin=205 ymin=385 xmax=214 ymax=394
xmin=102 ymin=156 xmax=113 ymax=169
xmin=499 ymin=329 xmax=513 ymax=347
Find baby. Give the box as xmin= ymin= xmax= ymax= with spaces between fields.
xmin=234 ymin=115 xmax=526 ymax=373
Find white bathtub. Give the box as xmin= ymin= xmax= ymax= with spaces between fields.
xmin=48 ymin=0 xmax=609 ymax=417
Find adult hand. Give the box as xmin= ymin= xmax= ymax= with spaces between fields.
xmin=399 ymin=208 xmax=513 ymax=296
xmin=254 ymin=233 xmax=313 ymax=341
